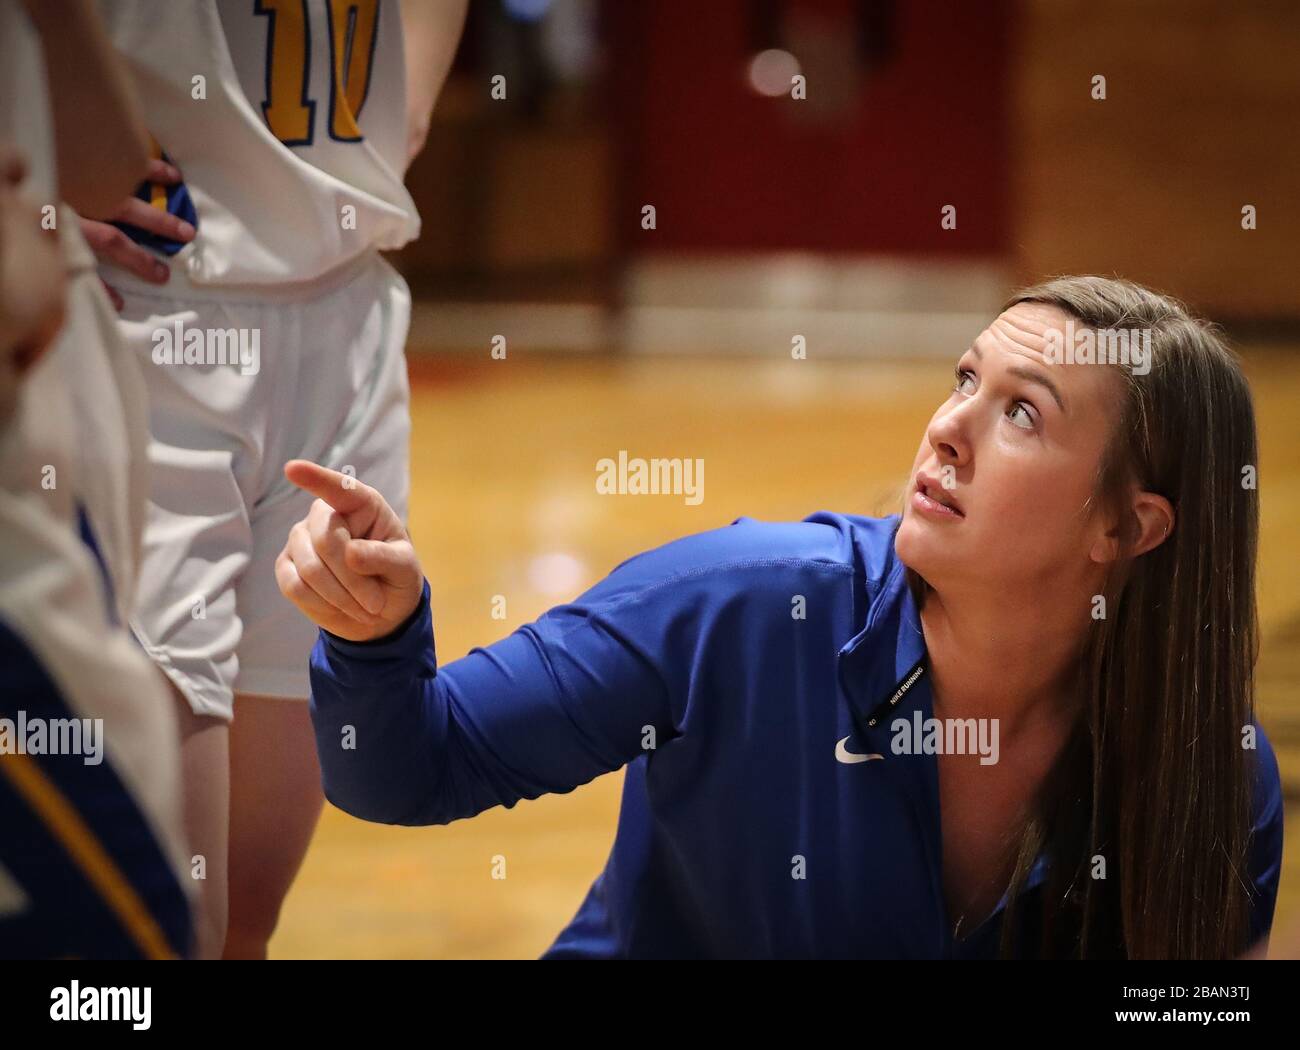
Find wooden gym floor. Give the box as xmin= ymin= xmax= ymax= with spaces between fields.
xmin=269 ymin=346 xmax=1300 ymax=958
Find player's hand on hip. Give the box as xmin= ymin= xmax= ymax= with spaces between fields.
xmin=277 ymin=460 xmax=425 ymax=643
xmin=77 ymin=157 xmax=195 ymax=308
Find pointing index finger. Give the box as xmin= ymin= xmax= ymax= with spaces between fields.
xmin=284 ymin=460 xmax=374 ymax=517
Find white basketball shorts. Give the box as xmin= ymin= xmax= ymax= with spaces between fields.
xmin=106 ymin=250 xmax=412 ymax=721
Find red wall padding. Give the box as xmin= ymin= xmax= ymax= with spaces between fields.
xmin=607 ymin=0 xmax=1010 ymax=257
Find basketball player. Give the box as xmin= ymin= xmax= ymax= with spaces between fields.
xmin=82 ymin=0 xmax=468 ymax=958
xmin=0 ymin=0 xmax=191 ymax=958
xmin=276 ymin=278 xmax=1284 ymax=959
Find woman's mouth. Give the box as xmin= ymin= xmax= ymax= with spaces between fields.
xmin=912 ymin=472 xmax=965 ymax=520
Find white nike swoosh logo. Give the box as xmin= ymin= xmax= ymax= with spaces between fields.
xmin=836 ymin=736 xmax=884 ymax=764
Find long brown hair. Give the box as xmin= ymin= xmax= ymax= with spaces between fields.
xmin=985 ymin=276 xmax=1261 ymax=959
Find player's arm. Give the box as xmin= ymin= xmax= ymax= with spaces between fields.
xmin=21 ymin=0 xmax=196 ymax=298
xmin=276 ymin=461 xmax=693 ymax=826
xmin=399 ymin=0 xmax=468 ymax=171
xmin=18 ymin=0 xmax=149 ymax=217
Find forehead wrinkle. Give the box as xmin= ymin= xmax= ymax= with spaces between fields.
xmin=990 ymin=314 xmax=1054 ymax=351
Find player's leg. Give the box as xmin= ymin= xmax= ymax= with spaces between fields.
xmin=172 ymin=690 xmax=230 ymax=958
xmin=225 ymin=252 xmax=413 ymax=957
xmin=223 ymin=694 xmax=323 ymax=959
xmin=110 ymin=288 xmax=265 ymax=959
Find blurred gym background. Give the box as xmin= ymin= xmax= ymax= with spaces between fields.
xmin=271 ymin=0 xmax=1300 ymax=957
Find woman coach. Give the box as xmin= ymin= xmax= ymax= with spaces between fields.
xmin=274 ymin=276 xmax=1284 ymax=959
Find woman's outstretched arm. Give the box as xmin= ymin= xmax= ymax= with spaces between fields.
xmin=276 ymin=460 xmax=705 ymax=827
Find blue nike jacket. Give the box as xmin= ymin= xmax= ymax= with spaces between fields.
xmin=306 ymin=513 xmax=1285 ymax=958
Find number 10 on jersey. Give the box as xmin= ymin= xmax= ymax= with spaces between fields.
xmin=256 ymin=0 xmax=380 ymax=146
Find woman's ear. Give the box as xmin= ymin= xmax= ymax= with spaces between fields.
xmin=1089 ymin=490 xmax=1174 ymax=563
xmin=1129 ymin=491 xmax=1175 ymax=557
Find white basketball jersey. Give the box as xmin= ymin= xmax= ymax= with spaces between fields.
xmin=97 ymin=0 xmax=421 ymax=287
xmin=0 ymin=0 xmax=151 ymax=623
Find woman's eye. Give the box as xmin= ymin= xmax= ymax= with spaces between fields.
xmin=1008 ymin=402 xmax=1035 ymax=429
xmin=953 ymin=369 xmax=976 ymax=395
